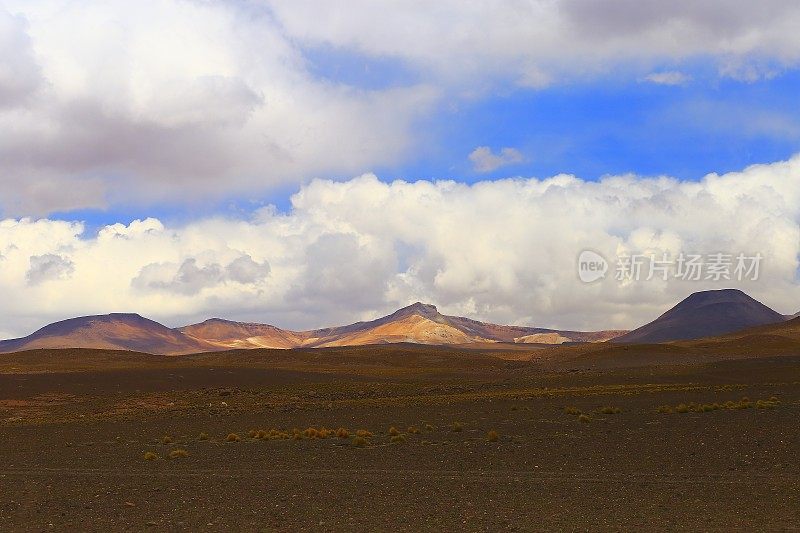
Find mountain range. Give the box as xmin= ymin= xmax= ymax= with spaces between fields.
xmin=0 ymin=289 xmax=793 ymax=356
xmin=0 ymin=302 xmax=624 ymax=355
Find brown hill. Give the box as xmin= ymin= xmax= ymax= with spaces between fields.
xmin=0 ymin=303 xmax=625 ymax=355
xmin=615 ymin=289 xmax=785 ymax=344
xmin=0 ymin=314 xmax=216 ymax=355
xmin=181 ymin=302 xmax=625 ymax=350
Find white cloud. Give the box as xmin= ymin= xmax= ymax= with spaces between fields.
xmin=3 ymin=2 xmax=800 ymax=215
xmin=1 ymin=156 xmax=800 ymax=337
xmin=26 ymin=253 xmax=74 ymax=285
xmin=0 ymin=1 xmax=438 ymax=215
xmin=469 ymin=147 xmax=524 ymax=173
xmin=642 ymin=71 xmax=692 ymax=85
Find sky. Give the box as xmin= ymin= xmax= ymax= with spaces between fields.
xmin=2 ymin=0 xmax=800 ymax=337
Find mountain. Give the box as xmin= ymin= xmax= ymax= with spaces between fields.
xmin=614 ymin=289 xmax=786 ymax=344
xmin=181 ymin=302 xmax=625 ymax=349
xmin=0 ymin=303 xmax=625 ymax=355
xmin=0 ymin=313 xmax=217 ymax=355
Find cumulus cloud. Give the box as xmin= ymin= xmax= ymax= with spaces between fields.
xmin=26 ymin=253 xmax=74 ymax=285
xmin=3 ymin=2 xmax=800 ymax=215
xmin=133 ymin=255 xmax=270 ymax=295
xmin=469 ymin=147 xmax=524 ymax=173
xmin=1 ymin=156 xmax=800 ymax=337
xmin=0 ymin=1 xmax=437 ymax=215
xmin=642 ymin=71 xmax=692 ymax=86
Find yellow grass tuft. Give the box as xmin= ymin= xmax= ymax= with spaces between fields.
xmin=161 ymin=436 xmax=173 ymax=445
xmin=407 ymin=425 xmax=420 ymax=435
xmin=143 ymin=451 xmax=159 ymax=461
xmin=388 ymin=426 xmax=400 ymax=436
xmin=355 ymin=429 xmax=373 ymax=438
xmin=169 ymin=449 xmax=190 ymax=459
xmin=578 ymin=414 xmax=591 ymax=423
xmin=353 ymin=436 xmax=369 ymax=447
xmin=336 ymin=428 xmax=350 ymax=439
xmin=225 ymin=433 xmax=241 ymax=442
xmin=564 ymin=406 xmax=581 ymax=416
xmin=198 ymin=432 xmax=209 ymax=441
xmin=390 ymin=434 xmax=406 ymax=444
xmin=487 ymin=430 xmax=499 ymax=442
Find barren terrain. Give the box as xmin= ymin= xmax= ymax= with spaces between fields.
xmin=0 ymin=346 xmax=798 ymax=531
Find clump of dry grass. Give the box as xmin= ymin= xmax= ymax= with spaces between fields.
xmin=756 ymin=399 xmax=777 ymax=409
xmin=424 ymin=423 xmax=435 ymax=431
xmin=656 ymin=405 xmax=673 ymax=414
xmin=487 ymin=430 xmax=499 ymax=442
xmin=317 ymin=428 xmax=331 ymax=439
xmin=336 ymin=427 xmax=350 ymax=439
xmin=564 ymin=406 xmax=581 ymax=416
xmin=450 ymin=422 xmax=463 ymax=432
xmin=390 ymin=434 xmax=406 ymax=444
xmin=225 ymin=433 xmax=241 ymax=442
xmin=168 ymin=449 xmax=190 ymax=459
xmin=248 ymin=429 xmax=258 ymax=439
xmin=407 ymin=425 xmax=420 ymax=435
xmin=353 ymin=436 xmax=369 ymax=447
xmin=578 ymin=414 xmax=591 ymax=423
xmin=161 ymin=436 xmax=174 ymax=445
xmin=303 ymin=427 xmax=319 ymax=439
xmin=198 ymin=432 xmax=209 ymax=441
xmin=255 ymin=430 xmax=268 ymax=440
xmin=598 ymin=406 xmax=621 ymax=415
xmin=355 ymin=429 xmax=373 ymax=438
xmin=675 ymin=403 xmax=689 ymax=413
xmin=388 ymin=426 xmax=400 ymax=436
xmin=143 ymin=451 xmax=159 ymax=461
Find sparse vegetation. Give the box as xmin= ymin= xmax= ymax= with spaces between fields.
xmin=407 ymin=425 xmax=420 ymax=434
xmin=664 ymin=397 xmax=777 ymax=414
xmin=198 ymin=432 xmax=209 ymax=441
xmin=450 ymin=422 xmax=463 ymax=432
xmin=487 ymin=430 xmax=499 ymax=442
xmin=355 ymin=429 xmax=373 ymax=438
xmin=168 ymin=449 xmax=189 ymax=459
xmin=336 ymin=428 xmax=350 ymax=439
xmin=598 ymin=406 xmax=621 ymax=414
xmin=225 ymin=433 xmax=241 ymax=442
xmin=578 ymin=414 xmax=591 ymax=423
xmin=388 ymin=426 xmax=400 ymax=436
xmin=160 ymin=436 xmax=173 ymax=445
xmin=564 ymin=406 xmax=581 ymax=415
xmin=143 ymin=451 xmax=159 ymax=461
xmin=390 ymin=434 xmax=406 ymax=444
xmin=353 ymin=436 xmax=369 ymax=447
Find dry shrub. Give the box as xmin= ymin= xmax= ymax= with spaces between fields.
xmin=355 ymin=429 xmax=373 ymax=438
xmin=304 ymin=427 xmax=319 ymax=439
xmin=675 ymin=404 xmax=689 ymax=413
xmin=487 ymin=430 xmax=499 ymax=442
xmin=248 ymin=430 xmax=258 ymax=439
xmin=578 ymin=414 xmax=591 ymax=423
xmin=256 ymin=430 xmax=268 ymax=440
xmin=161 ymin=436 xmax=174 ymax=445
xmin=143 ymin=451 xmax=159 ymax=461
xmin=336 ymin=428 xmax=350 ymax=439
xmin=225 ymin=433 xmax=241 ymax=442
xmin=390 ymin=435 xmax=406 ymax=444
xmin=388 ymin=426 xmax=400 ymax=436
xmin=317 ymin=428 xmax=331 ymax=439
xmin=353 ymin=436 xmax=369 ymax=447
xmin=169 ymin=449 xmax=190 ymax=459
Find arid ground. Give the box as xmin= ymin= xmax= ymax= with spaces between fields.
xmin=1 ymin=346 xmax=798 ymax=531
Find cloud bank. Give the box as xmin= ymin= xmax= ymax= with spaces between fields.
xmin=3 ymin=1 xmax=800 ymax=215
xmin=1 ymin=156 xmax=799 ymax=338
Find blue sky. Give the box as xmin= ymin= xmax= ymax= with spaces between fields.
xmin=50 ymin=64 xmax=800 ymax=234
